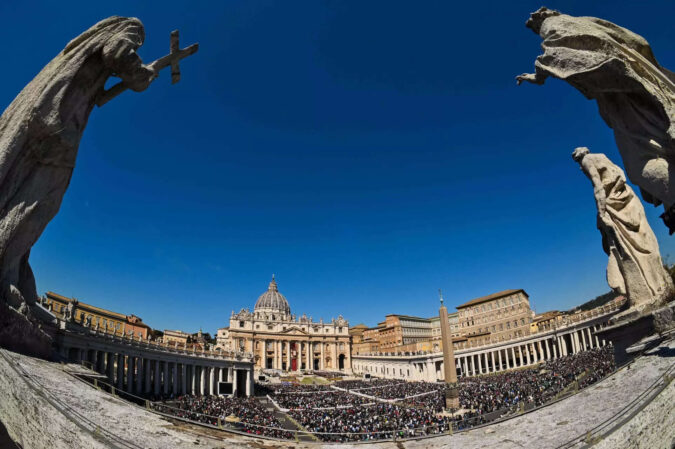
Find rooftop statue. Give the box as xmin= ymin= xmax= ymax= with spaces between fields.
xmin=572 ymin=147 xmax=674 ymax=314
xmin=0 ymin=17 xmax=197 ymax=355
xmin=517 ymin=7 xmax=675 ymax=232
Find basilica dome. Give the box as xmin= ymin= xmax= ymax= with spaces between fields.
xmin=254 ymin=276 xmax=291 ymax=316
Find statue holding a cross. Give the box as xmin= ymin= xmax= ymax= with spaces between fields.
xmin=0 ymin=16 xmax=198 ymax=353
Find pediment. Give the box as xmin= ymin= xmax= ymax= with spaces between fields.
xmin=280 ymin=326 xmax=308 ymax=335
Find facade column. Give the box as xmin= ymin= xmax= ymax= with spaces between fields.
xmin=285 ymin=341 xmax=290 ymax=371
xmin=180 ymin=364 xmax=187 ymax=395
xmin=126 ymin=356 xmax=134 ymax=393
xmin=320 ymin=342 xmax=325 ymax=370
xmin=537 ymin=341 xmax=544 ymax=361
xmin=154 ymin=360 xmax=161 ymax=395
xmin=163 ymin=361 xmax=170 ymax=395
xmin=509 ymin=347 xmax=516 ymax=368
xmin=246 ymin=368 xmax=253 ymax=396
xmin=531 ymin=343 xmax=538 ymax=363
xmin=176 ymin=362 xmax=178 ymax=397
xmin=462 ymin=357 xmax=468 ymax=377
xmin=117 ymin=353 xmax=124 ymax=390
xmin=525 ymin=345 xmax=531 ymax=365
xmin=191 ymin=365 xmax=197 ymax=395
xmin=209 ymin=366 xmax=216 ymax=395
xmin=306 ymin=341 xmax=311 ymax=370
xmin=552 ymin=341 xmax=558 ymax=359
xmin=106 ymin=352 xmax=115 ymax=383
xmin=517 ymin=346 xmax=523 ymax=367
xmin=586 ymin=327 xmax=594 ymax=349
xmin=136 ymin=357 xmax=143 ymax=393
xmin=332 ymin=343 xmax=338 ymax=371
xmin=580 ymin=329 xmax=587 ymax=351
xmin=544 ymin=339 xmax=551 ymax=360
xmin=594 ymin=326 xmax=600 ymax=347
xmin=232 ymin=369 xmax=238 ymax=397
xmin=144 ymin=359 xmax=151 ymax=393
xmin=491 ymin=351 xmax=496 ymax=373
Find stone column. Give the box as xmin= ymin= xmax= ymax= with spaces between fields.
xmin=181 ymin=364 xmax=187 ymax=395
xmin=476 ymin=352 xmax=482 ymax=374
xmin=306 ymin=341 xmax=311 ymax=370
xmin=136 ymin=357 xmax=143 ymax=393
xmin=172 ymin=362 xmax=178 ymax=395
xmin=96 ymin=351 xmax=105 ymax=373
xmin=462 ymin=357 xmax=468 ymax=377
xmin=246 ymin=369 xmax=252 ymax=396
xmin=126 ymin=357 xmax=134 ymax=392
xmin=163 ymin=361 xmax=170 ymax=395
xmin=552 ymin=341 xmax=558 ymax=359
xmin=490 ymin=351 xmax=496 ymax=373
xmin=232 ymin=369 xmax=238 ymax=397
xmin=153 ymin=360 xmax=161 ymax=395
xmin=286 ymin=341 xmax=291 ymax=371
xmin=106 ymin=352 xmax=115 ymax=383
xmin=510 ymin=347 xmax=516 ymax=368
xmin=209 ymin=366 xmax=216 ymax=395
xmin=594 ymin=326 xmax=600 ymax=347
xmin=144 ymin=359 xmax=151 ymax=393
xmin=580 ymin=329 xmax=587 ymax=351
xmin=498 ymin=349 xmax=503 ymax=371
xmin=332 ymin=342 xmax=337 ymax=371
xmin=516 ymin=346 xmax=522 ymax=366
xmin=117 ymin=354 xmax=124 ymax=390
xmin=586 ymin=327 xmax=594 ymax=349
xmin=545 ymin=339 xmax=551 ymax=360
xmin=320 ymin=342 xmax=325 ymax=370
xmin=191 ymin=365 xmax=197 ymax=395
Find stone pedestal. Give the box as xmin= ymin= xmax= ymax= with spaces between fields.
xmin=445 ymin=384 xmax=460 ymax=410
xmin=597 ymin=301 xmax=674 ymax=365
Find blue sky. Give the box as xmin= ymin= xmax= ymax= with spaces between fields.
xmin=2 ymin=1 xmax=674 ymax=333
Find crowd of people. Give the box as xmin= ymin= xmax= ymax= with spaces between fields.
xmin=270 ymin=387 xmax=372 ymax=409
xmin=153 ymin=395 xmax=293 ymax=439
xmin=289 ymin=403 xmax=451 ymax=442
xmin=154 ymin=346 xmax=615 ymax=442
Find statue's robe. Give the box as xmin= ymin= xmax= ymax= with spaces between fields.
xmin=585 ymin=154 xmax=674 ymax=310
xmin=0 ymin=17 xmax=153 ymax=312
xmin=530 ymin=12 xmax=675 ymax=209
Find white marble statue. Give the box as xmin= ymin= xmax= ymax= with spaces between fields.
xmin=518 ymin=7 xmax=675 ymax=232
xmin=573 ymin=147 xmax=674 ymax=313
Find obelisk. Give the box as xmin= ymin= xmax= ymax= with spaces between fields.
xmin=439 ymin=289 xmax=459 ymax=410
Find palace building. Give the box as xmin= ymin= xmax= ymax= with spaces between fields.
xmin=216 ymin=277 xmax=351 ymax=373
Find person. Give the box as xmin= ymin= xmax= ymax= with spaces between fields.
xmin=517 ymin=7 xmax=675 ymax=230
xmin=0 ymin=17 xmax=156 ymax=317
xmin=572 ymin=147 xmax=674 ymax=312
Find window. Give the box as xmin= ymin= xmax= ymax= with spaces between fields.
xmin=239 ymin=321 xmax=245 ymax=327
xmin=507 ymin=322 xmax=511 ymax=329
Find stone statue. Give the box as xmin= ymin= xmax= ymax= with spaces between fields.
xmin=0 ymin=17 xmax=197 ymax=355
xmin=572 ymin=147 xmax=674 ymax=313
xmin=64 ymin=302 xmax=74 ymax=322
xmin=517 ymin=7 xmax=675 ymax=231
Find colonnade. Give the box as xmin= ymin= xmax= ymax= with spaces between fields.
xmin=55 ymin=327 xmax=255 ymax=397
xmin=353 ymin=321 xmax=608 ymax=382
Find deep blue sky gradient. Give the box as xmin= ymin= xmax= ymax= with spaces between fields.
xmin=2 ymin=1 xmax=674 ymax=333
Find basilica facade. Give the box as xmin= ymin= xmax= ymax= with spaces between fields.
xmin=216 ymin=277 xmax=351 ymax=373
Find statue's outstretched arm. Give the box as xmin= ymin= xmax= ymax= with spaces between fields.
xmin=102 ymin=38 xmax=156 ymax=92
xmin=516 ymin=66 xmax=548 ymax=85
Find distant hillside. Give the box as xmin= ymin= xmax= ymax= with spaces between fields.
xmin=570 ymin=291 xmax=616 ymax=312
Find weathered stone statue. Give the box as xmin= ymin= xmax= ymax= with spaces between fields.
xmin=518 ymin=7 xmax=675 ymax=231
xmin=0 ymin=17 xmax=197 ymax=356
xmin=572 ymin=147 xmax=674 ymax=313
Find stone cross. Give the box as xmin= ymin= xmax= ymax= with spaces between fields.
xmin=96 ymin=29 xmax=199 ymax=106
